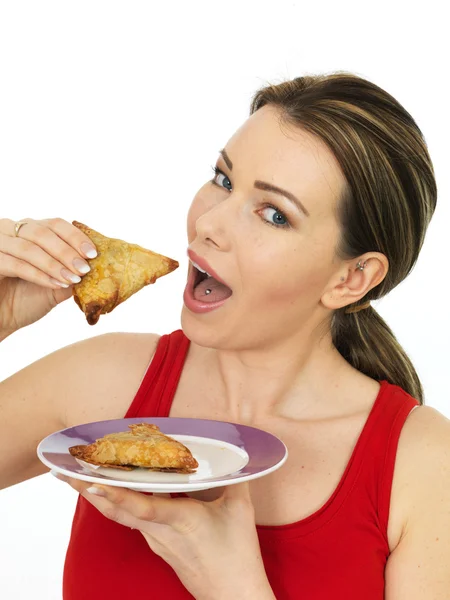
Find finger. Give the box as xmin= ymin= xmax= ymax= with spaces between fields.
xmin=51 ymin=285 xmax=74 ymax=303
xmin=0 ymin=224 xmax=92 ymax=283
xmin=85 ymin=484 xmax=198 ymax=531
xmin=54 ymin=476 xmax=114 ymax=511
xmin=0 ymin=250 xmax=70 ymax=289
xmin=0 ymin=232 xmax=81 ymax=286
xmin=0 ymin=217 xmax=97 ymax=261
xmin=42 ymin=218 xmax=98 ymax=259
xmin=0 ymin=218 xmax=21 ymax=236
xmin=55 ymin=476 xmax=140 ymax=527
xmin=20 ymin=219 xmax=94 ymax=272
xmin=85 ymin=493 xmax=146 ymax=531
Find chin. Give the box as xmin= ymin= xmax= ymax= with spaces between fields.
xmin=180 ymin=307 xmax=232 ymax=350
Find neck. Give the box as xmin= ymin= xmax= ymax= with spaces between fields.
xmin=194 ymin=329 xmax=356 ymax=424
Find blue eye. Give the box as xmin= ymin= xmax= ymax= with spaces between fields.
xmin=211 ymin=166 xmax=232 ymax=191
xmin=261 ymin=206 xmax=290 ymax=228
xmin=210 ymin=166 xmax=290 ymax=229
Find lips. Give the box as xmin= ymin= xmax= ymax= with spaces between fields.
xmin=187 ymin=249 xmax=232 ymax=291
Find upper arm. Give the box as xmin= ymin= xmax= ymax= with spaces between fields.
xmin=0 ymin=332 xmax=160 ymax=490
xmin=385 ymin=406 xmax=450 ymax=599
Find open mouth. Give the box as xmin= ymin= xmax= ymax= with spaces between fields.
xmin=191 ymin=264 xmax=233 ymax=304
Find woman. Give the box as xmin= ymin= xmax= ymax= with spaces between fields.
xmin=0 ymin=73 xmax=448 ymax=599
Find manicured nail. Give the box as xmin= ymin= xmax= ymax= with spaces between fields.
xmin=73 ymin=258 xmax=91 ymax=274
xmin=86 ymin=486 xmax=106 ymax=497
xmin=50 ymin=278 xmax=69 ymax=288
xmin=61 ymin=268 xmax=81 ymax=284
xmin=80 ymin=242 xmax=97 ymax=259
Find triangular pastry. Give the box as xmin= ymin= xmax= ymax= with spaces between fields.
xmin=69 ymin=423 xmax=198 ymax=473
xmin=72 ymin=221 xmax=178 ymax=325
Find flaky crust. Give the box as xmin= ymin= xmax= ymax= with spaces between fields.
xmin=69 ymin=423 xmax=198 ymax=473
xmin=72 ymin=221 xmax=178 ymax=325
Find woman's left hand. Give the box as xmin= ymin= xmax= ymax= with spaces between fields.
xmin=57 ymin=475 xmax=275 ymax=600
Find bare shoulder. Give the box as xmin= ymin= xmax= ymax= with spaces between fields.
xmin=1 ymin=331 xmax=160 ymax=417
xmin=396 ymin=404 xmax=450 ymax=479
xmin=386 ymin=405 xmax=450 ymax=597
xmin=51 ymin=331 xmax=162 ymax=425
xmin=389 ymin=403 xmax=450 ymax=544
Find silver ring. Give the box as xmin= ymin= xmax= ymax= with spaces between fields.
xmin=357 ymin=260 xmax=367 ymax=271
xmin=14 ymin=221 xmax=28 ymax=237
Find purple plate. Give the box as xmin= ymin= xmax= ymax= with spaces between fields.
xmin=37 ymin=417 xmax=288 ymax=492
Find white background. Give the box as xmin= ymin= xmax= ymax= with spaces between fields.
xmin=0 ymin=1 xmax=448 ymax=598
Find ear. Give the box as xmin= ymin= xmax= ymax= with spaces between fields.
xmin=321 ymin=252 xmax=389 ymax=311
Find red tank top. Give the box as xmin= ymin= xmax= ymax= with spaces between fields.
xmin=63 ymin=330 xmax=419 ymax=599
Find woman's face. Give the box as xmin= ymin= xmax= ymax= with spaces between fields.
xmin=181 ymin=105 xmax=347 ymax=350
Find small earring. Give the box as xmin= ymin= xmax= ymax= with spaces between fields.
xmin=357 ymin=260 xmax=367 ymax=271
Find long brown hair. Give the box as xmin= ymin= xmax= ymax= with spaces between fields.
xmin=250 ymin=73 xmax=437 ymax=403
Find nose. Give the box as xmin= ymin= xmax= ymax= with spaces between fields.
xmin=194 ymin=198 xmax=233 ymax=251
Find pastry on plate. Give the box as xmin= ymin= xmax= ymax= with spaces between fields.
xmin=69 ymin=423 xmax=198 ymax=473
xmin=72 ymin=221 xmax=179 ymax=325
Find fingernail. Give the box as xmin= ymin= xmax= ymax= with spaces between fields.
xmin=61 ymin=268 xmax=81 ymax=284
xmin=50 ymin=278 xmax=69 ymax=288
xmin=86 ymin=486 xmax=106 ymax=497
xmin=73 ymin=258 xmax=91 ymax=274
xmin=80 ymin=243 xmax=97 ymax=259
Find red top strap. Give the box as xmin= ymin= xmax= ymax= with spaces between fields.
xmin=125 ymin=329 xmax=190 ymax=418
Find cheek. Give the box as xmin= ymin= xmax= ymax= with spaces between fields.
xmin=243 ymin=248 xmax=331 ymax=306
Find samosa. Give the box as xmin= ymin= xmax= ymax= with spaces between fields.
xmin=69 ymin=423 xmax=198 ymax=473
xmin=72 ymin=221 xmax=178 ymax=325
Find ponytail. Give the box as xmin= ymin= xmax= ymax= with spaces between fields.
xmin=332 ymin=306 xmax=423 ymax=403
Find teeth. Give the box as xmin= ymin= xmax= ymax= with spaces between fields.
xmin=191 ymin=260 xmax=211 ymax=277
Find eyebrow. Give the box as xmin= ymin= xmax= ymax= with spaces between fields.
xmin=219 ymin=148 xmax=233 ymax=170
xmin=219 ymin=148 xmax=310 ymax=217
xmin=254 ymin=181 xmax=310 ymax=217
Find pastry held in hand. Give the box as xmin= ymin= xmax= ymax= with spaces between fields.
xmin=72 ymin=221 xmax=178 ymax=325
xmin=69 ymin=423 xmax=199 ymax=473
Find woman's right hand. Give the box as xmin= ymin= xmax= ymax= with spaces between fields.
xmin=0 ymin=218 xmax=98 ymax=336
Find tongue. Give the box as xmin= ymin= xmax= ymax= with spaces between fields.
xmin=194 ymin=276 xmax=233 ymax=303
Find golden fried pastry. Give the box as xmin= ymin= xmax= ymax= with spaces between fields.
xmin=69 ymin=423 xmax=198 ymax=473
xmin=72 ymin=221 xmax=178 ymax=325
